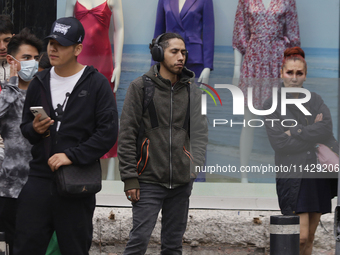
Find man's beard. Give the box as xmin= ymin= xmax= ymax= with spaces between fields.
xmin=164 ymin=62 xmax=183 ymax=75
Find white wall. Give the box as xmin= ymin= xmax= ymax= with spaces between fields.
xmin=213 ymin=0 xmax=340 ymax=48
xmin=297 ymin=0 xmax=339 ymax=48
xmin=57 ymin=0 xmax=339 ymax=48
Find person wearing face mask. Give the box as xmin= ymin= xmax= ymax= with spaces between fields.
xmin=0 ymin=28 xmax=42 ymax=255
xmin=264 ymin=47 xmax=338 ymax=255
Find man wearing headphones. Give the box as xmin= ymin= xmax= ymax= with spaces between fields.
xmin=118 ymin=32 xmax=208 ymax=254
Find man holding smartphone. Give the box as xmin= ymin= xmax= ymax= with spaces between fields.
xmin=16 ymin=17 xmax=118 ymax=255
xmin=0 ymin=28 xmax=42 ymax=255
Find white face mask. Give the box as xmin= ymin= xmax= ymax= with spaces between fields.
xmin=10 ymin=56 xmax=39 ymax=82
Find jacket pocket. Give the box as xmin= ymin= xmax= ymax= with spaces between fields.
xmin=183 ymin=146 xmax=194 ymax=164
xmin=136 ymin=138 xmax=150 ymax=175
xmin=188 ymin=36 xmax=203 ymax=44
xmin=187 ymin=37 xmax=203 ymax=64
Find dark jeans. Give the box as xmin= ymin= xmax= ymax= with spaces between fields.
xmin=124 ymin=181 xmax=193 ymax=255
xmin=13 ymin=176 xmax=95 ymax=255
xmin=0 ymin=197 xmax=17 ymax=255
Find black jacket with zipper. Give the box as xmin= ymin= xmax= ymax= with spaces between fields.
xmin=264 ymin=88 xmax=338 ymax=215
xmin=118 ymin=64 xmax=208 ymax=191
xmin=20 ymin=66 xmax=118 ymax=179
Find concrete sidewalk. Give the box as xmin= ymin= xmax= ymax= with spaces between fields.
xmin=89 ymin=243 xmax=334 ymax=255
xmin=89 ymin=243 xmax=267 ymax=254
xmin=90 ymin=207 xmax=336 ymax=255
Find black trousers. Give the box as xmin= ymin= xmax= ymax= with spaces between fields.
xmin=124 ymin=181 xmax=193 ymax=255
xmin=0 ymin=197 xmax=17 ymax=255
xmin=13 ymin=176 xmax=95 ymax=255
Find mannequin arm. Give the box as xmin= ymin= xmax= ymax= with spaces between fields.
xmin=111 ymin=0 xmax=124 ymax=93
xmin=285 ymin=0 xmax=300 ymax=47
xmin=65 ymin=0 xmax=77 ymax=17
xmin=202 ymin=0 xmax=214 ymax=70
xmin=233 ymin=49 xmax=243 ymax=85
xmin=197 ymin=68 xmax=210 ymax=86
xmin=112 ymin=64 xmax=121 ymax=93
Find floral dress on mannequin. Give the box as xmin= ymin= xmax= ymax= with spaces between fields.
xmin=232 ymin=0 xmax=300 ymax=109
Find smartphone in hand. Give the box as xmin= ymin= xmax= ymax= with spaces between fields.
xmin=30 ymin=106 xmax=49 ymax=121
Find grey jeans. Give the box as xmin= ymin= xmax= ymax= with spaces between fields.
xmin=124 ymin=181 xmax=193 ymax=255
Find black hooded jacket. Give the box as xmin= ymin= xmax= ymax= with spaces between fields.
xmin=264 ymin=88 xmax=338 ymax=215
xmin=20 ymin=66 xmax=118 ymax=179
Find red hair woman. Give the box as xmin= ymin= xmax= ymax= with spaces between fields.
xmin=264 ymin=47 xmax=338 ymax=255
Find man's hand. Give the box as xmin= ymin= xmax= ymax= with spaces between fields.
xmin=125 ymin=189 xmax=140 ymax=203
xmin=33 ymin=114 xmax=54 ymax=134
xmin=48 ymin=153 xmax=72 ymax=172
xmin=10 ymin=61 xmax=18 ymax=77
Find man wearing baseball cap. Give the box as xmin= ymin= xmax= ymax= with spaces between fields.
xmin=14 ymin=17 xmax=118 ymax=255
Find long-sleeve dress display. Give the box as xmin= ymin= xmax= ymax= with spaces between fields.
xmin=75 ymin=1 xmax=117 ymax=158
xmin=232 ymin=0 xmax=300 ymax=109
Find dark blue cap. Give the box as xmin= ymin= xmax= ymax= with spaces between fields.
xmin=45 ymin=17 xmax=85 ymax=46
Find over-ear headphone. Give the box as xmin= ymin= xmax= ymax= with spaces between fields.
xmin=151 ymin=33 xmax=189 ymax=63
xmin=151 ymin=33 xmax=165 ymax=62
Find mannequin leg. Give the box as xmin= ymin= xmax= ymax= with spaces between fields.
xmin=106 ymin=157 xmax=116 ymax=180
xmin=239 ymin=107 xmax=256 ymax=183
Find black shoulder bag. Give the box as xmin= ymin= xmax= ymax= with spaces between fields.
xmin=57 ymin=161 xmax=102 ymax=197
xmin=40 ymin=86 xmax=102 ymax=197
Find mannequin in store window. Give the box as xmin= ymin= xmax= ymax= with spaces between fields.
xmin=65 ymin=0 xmax=124 ymax=178
xmin=232 ymin=0 xmax=300 ymax=182
xmin=153 ymin=0 xmax=214 ymax=84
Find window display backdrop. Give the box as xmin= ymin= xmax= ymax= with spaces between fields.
xmin=1 ymin=0 xmax=56 ymax=40
xmin=56 ymin=0 xmax=339 ymax=209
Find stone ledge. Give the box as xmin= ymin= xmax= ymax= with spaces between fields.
xmin=89 ymin=243 xmax=268 ymax=255
xmin=92 ymin=207 xmax=335 ymax=251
